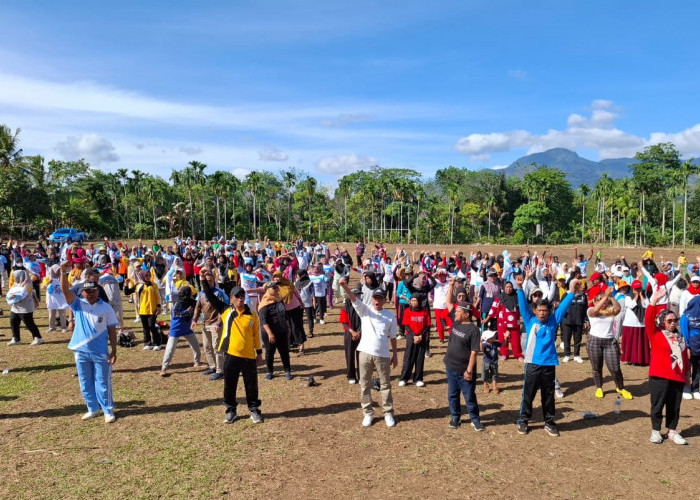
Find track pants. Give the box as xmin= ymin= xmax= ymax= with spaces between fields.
xmin=518 ymin=363 xmax=556 ymax=425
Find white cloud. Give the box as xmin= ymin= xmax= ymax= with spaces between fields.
xmin=258 ymin=147 xmax=289 ymax=161
xmin=320 ymin=113 xmax=371 ymax=128
xmin=490 ymin=165 xmax=508 ymax=170
xmin=232 ymin=168 xmax=251 ymax=180
xmin=316 ymin=154 xmax=377 ymax=175
xmin=179 ymin=146 xmax=203 ymax=155
xmin=649 ymin=124 xmax=700 ymax=157
xmin=55 ymin=134 xmax=119 ymax=165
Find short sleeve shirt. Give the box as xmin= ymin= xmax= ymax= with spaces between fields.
xmin=352 ymin=299 xmax=397 ymax=358
xmin=68 ymin=297 xmax=118 ymax=354
xmin=443 ymin=319 xmax=480 ymax=373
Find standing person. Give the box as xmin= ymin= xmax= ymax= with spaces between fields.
xmin=6 ymin=270 xmax=43 ymax=346
xmin=59 ymin=260 xmax=118 ymax=423
xmin=560 ymin=279 xmax=588 ymax=363
xmin=432 ymin=268 xmax=452 ymax=344
xmin=587 ymin=288 xmax=633 ymax=400
xmin=201 ymin=278 xmax=264 ymax=424
xmin=45 ymin=264 xmax=68 ymax=333
xmin=515 ymin=270 xmax=575 ymax=437
xmin=620 ymin=280 xmax=650 ymax=366
xmin=395 ymin=267 xmax=413 ymax=338
xmin=310 ymin=263 xmax=329 ymax=324
xmin=679 ymin=295 xmax=700 ymax=400
xmin=258 ymin=283 xmax=293 ymax=380
xmin=398 ymin=293 xmax=431 ymax=387
xmin=192 ymin=268 xmax=229 ymax=381
xmin=125 ymin=270 xmax=162 ymax=351
xmin=338 ymin=277 xmax=398 ymax=428
xmin=99 ymin=267 xmax=124 ymax=334
xmin=272 ymin=271 xmax=306 ymax=355
xmin=646 ymin=288 xmax=690 ymax=444
xmin=443 ymin=276 xmax=483 ymax=430
xmin=160 ymin=286 xmax=205 ymax=377
xmin=295 ymin=270 xmax=315 ymax=338
xmin=476 ymin=269 xmax=501 ymax=321
xmin=485 ymin=281 xmax=522 ymax=361
xmin=481 ymin=325 xmax=501 ymax=394
xmin=381 ymin=256 xmax=395 ymax=302
xmin=339 ymin=287 xmax=362 ymax=384
xmin=355 ymin=239 xmax=365 ymax=268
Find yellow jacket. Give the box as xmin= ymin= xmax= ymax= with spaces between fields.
xmin=217 ymin=305 xmax=261 ymax=360
xmin=137 ymin=282 xmax=161 ymax=315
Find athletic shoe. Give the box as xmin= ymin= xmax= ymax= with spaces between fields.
xmin=82 ymin=410 xmax=102 ymax=420
xmin=133 ymin=318 xmax=141 ymax=323
xmin=668 ymin=431 xmax=687 ymax=445
xmin=265 ymin=372 xmax=274 ymax=380
xmin=202 ymin=368 xmax=215 ymax=376
xmin=425 ymin=350 xmax=432 ymax=358
xmin=595 ymin=388 xmax=604 ymax=398
xmin=143 ymin=344 xmax=153 ymax=351
xmin=449 ymin=417 xmax=461 ymax=429
xmin=224 ymin=412 xmax=239 ymax=424
xmin=693 ymin=392 xmax=700 ymax=400
xmin=682 ymin=391 xmax=693 ymax=400
xmin=555 ymin=388 xmax=564 ymax=399
xmin=319 ymin=319 xmax=326 ymax=325
xmin=544 ymin=423 xmax=560 ymax=437
xmin=616 ymin=388 xmax=633 ymax=400
xmin=574 ymin=356 xmax=584 ymax=364
xmin=30 ymin=338 xmax=44 ymax=346
xmin=193 ymin=362 xmax=207 ymax=369
xmin=650 ymin=430 xmax=663 ymax=444
xmin=348 ymin=379 xmax=357 ymax=385
xmin=284 ymin=371 xmax=293 ymax=380
xmin=384 ymin=413 xmax=396 ymax=427
xmin=415 ymin=380 xmax=425 ymax=387
xmin=362 ymin=414 xmax=373 ymax=427
xmin=517 ymin=422 xmax=529 ymax=435
xmin=250 ymin=411 xmax=263 ymax=424
xmin=7 ymin=338 xmax=20 ymax=346
xmin=61 ymin=329 xmax=68 ymax=333
xmin=562 ymin=356 xmax=570 ymax=363
xmin=104 ymin=413 xmax=116 ymax=424
xmin=559 ymin=342 xmax=564 ymax=350
xmin=398 ymin=380 xmax=407 ymax=387
xmin=471 ymin=420 xmax=484 ymax=432
xmin=153 ymin=345 xmax=163 ymax=351
xmin=209 ymin=372 xmax=224 ymax=381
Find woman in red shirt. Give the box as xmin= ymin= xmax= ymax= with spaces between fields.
xmin=399 ymin=293 xmax=431 ymax=387
xmin=646 ymin=287 xmax=690 ymax=445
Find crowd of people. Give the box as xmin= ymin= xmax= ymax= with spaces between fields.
xmin=1 ymin=236 xmax=697 ymax=444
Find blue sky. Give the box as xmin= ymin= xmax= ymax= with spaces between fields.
xmin=2 ymin=1 xmax=700 ymax=186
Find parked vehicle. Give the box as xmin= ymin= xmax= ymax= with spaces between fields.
xmin=48 ymin=228 xmax=85 ymax=244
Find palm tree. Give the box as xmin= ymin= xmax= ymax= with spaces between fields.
xmin=681 ymin=159 xmax=698 ymax=247
xmin=0 ymin=125 xmax=22 ymax=168
xmin=245 ymin=171 xmax=263 ymax=238
xmin=281 ymin=169 xmax=297 ymax=239
xmin=304 ymin=175 xmax=317 ymax=239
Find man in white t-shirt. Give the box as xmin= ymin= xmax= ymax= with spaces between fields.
xmin=339 ymin=277 xmax=398 ymax=428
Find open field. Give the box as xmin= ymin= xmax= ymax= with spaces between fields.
xmin=1 ymin=243 xmax=699 ymax=499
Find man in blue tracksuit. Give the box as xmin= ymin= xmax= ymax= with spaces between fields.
xmin=515 ymin=270 xmax=576 ymax=437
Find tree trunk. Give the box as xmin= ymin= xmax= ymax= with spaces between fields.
xmin=684 ymin=181 xmax=688 ymax=247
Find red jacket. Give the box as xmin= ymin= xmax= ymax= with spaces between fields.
xmin=645 ymin=305 xmax=689 ymax=383
xmin=402 ymin=308 xmax=431 ymax=335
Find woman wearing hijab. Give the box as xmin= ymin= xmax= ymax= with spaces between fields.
xmin=485 ymin=281 xmax=523 ymax=361
xmin=272 ymin=271 xmax=306 ymax=355
xmin=646 ymin=287 xmax=690 ymax=444
xmin=620 ymin=280 xmax=650 ymax=366
xmin=477 ymin=269 xmax=501 ymax=321
xmin=395 ymin=267 xmax=414 ymax=338
xmin=45 ymin=264 xmax=68 ymax=333
xmin=160 ymin=286 xmax=206 ymax=377
xmin=258 ymin=283 xmax=293 ymax=380
xmin=310 ymin=262 xmax=330 ymax=324
xmin=560 ymin=278 xmax=588 ymax=363
xmin=641 ymin=264 xmax=681 ymax=311
xmin=295 ymin=269 xmax=315 ymax=338
xmin=360 ymin=270 xmax=381 ymax=307
xmin=6 ymin=270 xmax=43 ymax=345
xmin=339 ymin=286 xmax=362 ymax=384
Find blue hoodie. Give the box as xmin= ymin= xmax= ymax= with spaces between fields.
xmin=680 ymin=295 xmax=700 ymax=355
xmin=517 ymin=289 xmax=574 ymax=366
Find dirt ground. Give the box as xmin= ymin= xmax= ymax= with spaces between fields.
xmin=0 ymin=243 xmax=698 ymax=499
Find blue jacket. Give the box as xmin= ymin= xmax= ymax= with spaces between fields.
xmin=517 ymin=289 xmax=573 ymax=366
xmin=680 ymin=295 xmax=700 ymax=355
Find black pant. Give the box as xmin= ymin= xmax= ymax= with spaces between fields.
xmin=561 ymin=323 xmax=583 ymax=357
xmin=223 ymin=354 xmax=260 ymax=414
xmin=397 ymin=303 xmax=409 ymax=335
xmin=690 ymin=354 xmax=700 ymax=393
xmin=287 ymin=307 xmax=307 ymax=346
xmin=356 ymin=255 xmax=362 ymax=267
xmin=384 ymin=282 xmax=394 ymax=302
xmin=344 ymin=330 xmax=360 ymax=380
xmin=305 ymin=307 xmax=315 ymax=335
xmin=262 ymin=332 xmax=291 ymax=373
xmin=32 ymin=281 xmax=41 ymax=302
xmin=314 ymin=296 xmax=327 ymax=320
xmin=10 ymin=312 xmax=41 ymax=341
xmin=518 ymin=363 xmax=556 ymax=425
xmin=400 ymin=332 xmax=428 ymax=382
xmin=649 ymin=376 xmax=684 ymax=431
xmin=140 ymin=314 xmax=162 ymax=346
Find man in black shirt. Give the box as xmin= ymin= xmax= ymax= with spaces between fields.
xmin=258 ymin=282 xmax=293 ymax=381
xmin=444 ymin=276 xmax=483 ymax=431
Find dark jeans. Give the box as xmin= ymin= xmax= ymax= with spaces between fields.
xmin=140 ymin=314 xmax=162 ymax=346
xmin=223 ymin=354 xmax=260 ymax=414
xmin=10 ymin=312 xmax=41 ymax=341
xmin=561 ymin=323 xmax=583 ymax=357
xmin=305 ymin=307 xmax=315 ymax=335
xmin=518 ymin=363 xmax=556 ymax=425
xmin=384 ymin=282 xmax=394 ymax=302
xmin=446 ymin=366 xmax=480 ymax=422
xmin=397 ymin=303 xmax=409 ymax=335
xmin=356 ymin=255 xmax=363 ymax=267
xmin=344 ymin=331 xmax=360 ymax=380
xmin=400 ymin=333 xmax=427 ymax=382
xmin=314 ymin=296 xmax=327 ymax=320
xmin=262 ymin=331 xmax=291 ymax=373
xmin=650 ymin=376 xmax=684 ymax=431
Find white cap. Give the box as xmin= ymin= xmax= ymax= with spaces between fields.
xmin=481 ymin=329 xmax=497 ymax=342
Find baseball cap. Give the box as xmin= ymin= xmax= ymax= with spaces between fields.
xmin=481 ymin=329 xmax=497 ymax=342
xmin=230 ymin=286 xmax=246 ymax=298
xmin=456 ymin=300 xmax=471 ymax=311
xmin=690 ymin=275 xmax=700 ymax=283
xmin=631 ymin=280 xmax=643 ymax=289
xmin=371 ymin=288 xmax=387 ymax=298
xmin=81 ymin=281 xmax=98 ymax=291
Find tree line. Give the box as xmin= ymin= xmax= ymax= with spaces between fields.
xmin=1 ymin=124 xmax=698 ymax=245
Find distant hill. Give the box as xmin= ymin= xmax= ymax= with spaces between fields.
xmin=502 ymin=148 xmax=635 ymax=187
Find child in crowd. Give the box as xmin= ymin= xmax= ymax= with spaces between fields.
xmin=399 ymin=293 xmax=431 ymax=387
xmin=481 ymin=320 xmax=501 ymax=394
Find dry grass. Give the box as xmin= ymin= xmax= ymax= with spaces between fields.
xmin=0 ymin=243 xmax=699 ymax=499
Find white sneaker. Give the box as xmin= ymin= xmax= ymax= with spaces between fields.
xmin=693 ymin=392 xmax=700 ymax=400
xmin=683 ymin=391 xmax=693 ymax=400
xmin=133 ymin=318 xmax=141 ymax=323
xmin=398 ymin=380 xmax=407 ymax=387
xmin=61 ymin=329 xmax=68 ymax=333
xmin=30 ymin=338 xmax=44 ymax=346
xmin=415 ymin=380 xmax=425 ymax=387
xmin=562 ymin=356 xmax=570 ymax=363
xmin=384 ymin=413 xmax=396 ymax=427
xmin=559 ymin=342 xmax=564 ymax=350
xmin=650 ymin=430 xmax=663 ymax=443
xmin=362 ymin=414 xmax=373 ymax=427
xmin=348 ymin=379 xmax=357 ymax=385
xmin=669 ymin=431 xmax=687 ymax=445
xmin=153 ymin=345 xmax=163 ymax=351
xmin=82 ymin=409 xmax=103 ymax=420
xmin=319 ymin=319 xmax=326 ymax=325
xmin=7 ymin=339 xmax=20 ymax=346
xmin=104 ymin=413 xmax=116 ymax=424
xmin=574 ymin=356 xmax=584 ymax=364
xmin=555 ymin=388 xmax=564 ymax=399
xmin=143 ymin=345 xmax=153 ymax=351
